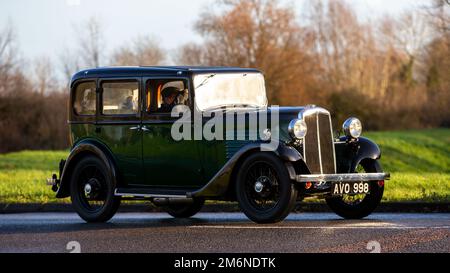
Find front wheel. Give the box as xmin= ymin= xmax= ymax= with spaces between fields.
xmin=70 ymin=156 xmax=121 ymax=223
xmin=236 ymin=153 xmax=298 ymax=224
xmin=326 ymin=160 xmax=384 ymax=219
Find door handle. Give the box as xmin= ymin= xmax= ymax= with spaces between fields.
xmin=141 ymin=125 xmax=150 ymax=132
xmin=129 ymin=126 xmax=141 ymax=131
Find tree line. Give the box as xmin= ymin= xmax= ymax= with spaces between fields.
xmin=0 ymin=0 xmax=449 ymax=153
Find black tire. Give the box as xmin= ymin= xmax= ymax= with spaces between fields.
xmin=70 ymin=155 xmax=121 ymax=223
xmin=326 ymin=160 xmax=384 ymax=219
xmin=165 ymin=198 xmax=205 ymax=218
xmin=236 ymin=153 xmax=298 ymax=224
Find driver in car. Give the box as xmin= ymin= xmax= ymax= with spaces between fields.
xmin=159 ymin=87 xmax=182 ymax=113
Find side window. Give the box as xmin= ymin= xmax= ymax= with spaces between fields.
xmin=146 ymin=79 xmax=189 ymax=114
xmin=74 ymin=81 xmax=96 ymax=116
xmin=102 ymin=81 xmax=139 ymax=115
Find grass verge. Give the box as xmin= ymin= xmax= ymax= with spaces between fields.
xmin=0 ymin=129 xmax=449 ymax=204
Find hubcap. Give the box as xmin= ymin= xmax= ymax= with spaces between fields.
xmin=84 ymin=183 xmax=92 ymax=196
xmin=244 ymin=162 xmax=280 ymax=211
xmin=77 ymin=164 xmax=107 ymax=213
xmin=254 ymin=181 xmax=264 ymax=193
xmin=84 ymin=178 xmax=101 ymax=199
xmin=254 ymin=176 xmax=271 ymax=194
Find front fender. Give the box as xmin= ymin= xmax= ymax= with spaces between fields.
xmin=276 ymin=142 xmax=303 ymax=162
xmin=347 ymin=137 xmax=382 ymax=172
xmin=56 ymin=140 xmax=118 ymax=198
xmin=189 ymin=141 xmax=302 ymax=198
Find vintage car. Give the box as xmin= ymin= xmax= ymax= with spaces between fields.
xmin=48 ymin=66 xmax=390 ymax=224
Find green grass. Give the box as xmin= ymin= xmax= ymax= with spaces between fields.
xmin=0 ymin=129 xmax=449 ymax=204
xmin=366 ymin=129 xmax=450 ymax=173
xmin=366 ymin=129 xmax=450 ymax=202
xmin=0 ymin=151 xmax=68 ymax=203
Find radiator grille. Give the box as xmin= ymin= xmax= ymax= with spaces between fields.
xmin=303 ymin=111 xmax=336 ymax=174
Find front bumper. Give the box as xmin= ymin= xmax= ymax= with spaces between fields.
xmin=295 ymin=173 xmax=390 ymax=183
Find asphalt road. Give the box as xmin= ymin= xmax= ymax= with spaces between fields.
xmin=0 ymin=212 xmax=449 ymax=253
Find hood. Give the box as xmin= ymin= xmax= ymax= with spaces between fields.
xmin=210 ymin=105 xmax=328 ymax=143
xmin=267 ymin=105 xmax=328 ymax=142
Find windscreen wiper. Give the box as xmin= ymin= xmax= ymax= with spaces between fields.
xmin=195 ymin=74 xmax=216 ymax=89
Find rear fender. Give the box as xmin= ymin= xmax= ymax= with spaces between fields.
xmin=56 ymin=140 xmax=118 ymax=198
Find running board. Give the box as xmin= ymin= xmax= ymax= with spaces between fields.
xmin=115 ymin=188 xmax=189 ymax=199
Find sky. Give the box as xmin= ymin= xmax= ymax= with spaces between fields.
xmin=0 ymin=0 xmax=421 ymax=64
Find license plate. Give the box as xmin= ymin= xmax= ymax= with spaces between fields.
xmin=332 ymin=182 xmax=370 ymax=196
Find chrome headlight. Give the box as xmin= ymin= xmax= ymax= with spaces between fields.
xmin=288 ymin=119 xmax=307 ymax=139
xmin=343 ymin=117 xmax=362 ymax=139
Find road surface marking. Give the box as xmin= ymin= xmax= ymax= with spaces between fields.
xmin=189 ymin=225 xmax=450 ymax=230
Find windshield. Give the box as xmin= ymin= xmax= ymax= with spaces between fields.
xmin=193 ymin=72 xmax=268 ymax=111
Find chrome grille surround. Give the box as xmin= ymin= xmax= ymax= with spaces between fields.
xmin=299 ymin=107 xmax=337 ymax=174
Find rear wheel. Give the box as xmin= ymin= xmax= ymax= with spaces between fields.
xmin=165 ymin=198 xmax=205 ymax=218
xmin=236 ymin=153 xmax=297 ymax=224
xmin=326 ymin=160 xmax=384 ymax=219
xmin=70 ymin=156 xmax=120 ymax=223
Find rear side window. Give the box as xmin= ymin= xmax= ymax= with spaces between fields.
xmin=74 ymin=82 xmax=96 ymax=116
xmin=102 ymin=81 xmax=139 ymax=115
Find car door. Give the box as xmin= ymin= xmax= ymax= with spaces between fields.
xmin=141 ymin=77 xmax=203 ymax=189
xmin=96 ymin=77 xmax=143 ymax=186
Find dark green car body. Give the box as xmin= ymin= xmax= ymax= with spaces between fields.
xmin=52 ymin=66 xmax=388 ymax=204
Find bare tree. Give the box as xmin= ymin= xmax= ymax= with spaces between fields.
xmin=0 ymin=24 xmax=19 ymax=95
xmin=394 ymin=11 xmax=431 ymax=60
xmin=176 ymin=43 xmax=206 ymax=65
xmin=424 ymin=0 xmax=450 ymax=36
xmin=111 ymin=36 xmax=166 ymax=66
xmin=33 ymin=56 xmax=57 ymax=95
xmin=177 ymin=0 xmax=317 ymax=104
xmin=76 ymin=17 xmax=105 ymax=68
xmin=0 ymin=24 xmax=15 ymax=68
xmin=307 ymin=0 xmax=381 ymax=95
xmin=58 ymin=48 xmax=80 ymax=87
xmin=418 ymin=0 xmax=450 ymax=126
xmin=57 ymin=17 xmax=104 ymax=86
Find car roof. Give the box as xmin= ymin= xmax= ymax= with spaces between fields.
xmin=71 ymin=66 xmax=262 ymax=83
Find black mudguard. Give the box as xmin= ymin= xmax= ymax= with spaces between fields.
xmin=190 ymin=141 xmax=303 ymax=198
xmin=56 ymin=140 xmax=118 ymax=198
xmin=276 ymin=142 xmax=303 ymax=162
xmin=347 ymin=137 xmax=382 ymax=172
